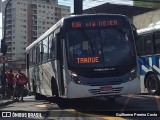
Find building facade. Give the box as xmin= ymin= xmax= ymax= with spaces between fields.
xmin=2 ymin=0 xmax=70 ymax=69
xmin=133 ymin=9 xmax=160 ymax=30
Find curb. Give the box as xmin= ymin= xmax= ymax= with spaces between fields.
xmin=0 ymin=100 xmax=15 ymax=107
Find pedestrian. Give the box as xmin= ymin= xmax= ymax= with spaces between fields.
xmin=13 ymin=69 xmax=28 ymax=102
xmin=0 ymin=70 xmax=7 ymax=98
xmin=6 ymin=69 xmax=14 ymax=99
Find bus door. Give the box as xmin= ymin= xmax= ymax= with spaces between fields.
xmin=57 ymin=33 xmax=65 ymax=96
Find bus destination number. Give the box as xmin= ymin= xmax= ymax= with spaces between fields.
xmin=72 ymin=22 xmax=81 ymax=28
xmin=71 ymin=20 xmax=118 ymax=28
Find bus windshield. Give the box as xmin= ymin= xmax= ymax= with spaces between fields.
xmin=66 ymin=28 xmax=135 ymax=68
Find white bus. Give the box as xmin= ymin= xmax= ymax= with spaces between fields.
xmin=26 ymin=14 xmax=140 ymax=102
xmin=137 ymin=23 xmax=160 ymax=95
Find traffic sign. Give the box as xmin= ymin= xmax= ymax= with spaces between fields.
xmin=0 ymin=55 xmax=8 ymax=63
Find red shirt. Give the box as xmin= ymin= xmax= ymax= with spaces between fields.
xmin=15 ymin=73 xmax=28 ymax=85
xmin=6 ymin=72 xmax=14 ymax=84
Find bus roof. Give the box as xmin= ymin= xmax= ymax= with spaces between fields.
xmin=25 ymin=14 xmax=127 ymax=52
xmin=137 ymin=24 xmax=160 ymax=35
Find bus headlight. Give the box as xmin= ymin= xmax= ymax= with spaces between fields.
xmin=129 ymin=67 xmax=137 ymax=80
xmin=69 ymin=70 xmax=81 ymax=84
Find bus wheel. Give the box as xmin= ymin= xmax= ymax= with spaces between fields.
xmin=146 ymin=74 xmax=160 ymax=95
xmin=51 ymin=77 xmax=59 ymax=98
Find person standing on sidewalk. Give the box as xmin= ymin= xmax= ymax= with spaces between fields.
xmin=13 ymin=69 xmax=28 ymax=102
xmin=6 ymin=69 xmax=14 ymax=99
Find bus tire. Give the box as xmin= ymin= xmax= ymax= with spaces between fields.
xmin=51 ymin=77 xmax=59 ymax=98
xmin=146 ymin=74 xmax=160 ymax=95
xmin=57 ymin=98 xmax=69 ymax=109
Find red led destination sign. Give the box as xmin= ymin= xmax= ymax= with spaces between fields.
xmin=71 ymin=20 xmax=118 ymax=28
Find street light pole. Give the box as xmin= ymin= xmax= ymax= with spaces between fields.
xmin=1 ymin=0 xmax=12 ymax=97
xmin=74 ymin=0 xmax=83 ymax=14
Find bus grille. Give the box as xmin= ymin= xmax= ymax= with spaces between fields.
xmin=89 ymin=87 xmax=123 ymax=95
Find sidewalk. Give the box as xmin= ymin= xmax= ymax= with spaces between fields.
xmin=0 ymin=96 xmax=15 ymax=107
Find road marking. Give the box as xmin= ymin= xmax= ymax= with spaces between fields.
xmin=35 ymin=104 xmax=50 ymax=108
xmin=120 ymin=94 xmax=133 ymax=112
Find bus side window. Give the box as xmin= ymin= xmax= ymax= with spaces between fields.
xmin=32 ymin=47 xmax=36 ymax=65
xmin=136 ymin=35 xmax=143 ymax=56
xmin=49 ymin=33 xmax=56 ymax=59
xmin=36 ymin=44 xmax=41 ymax=64
xmin=29 ymin=50 xmax=33 ymax=66
xmin=138 ymin=34 xmax=153 ymax=56
xmin=36 ymin=45 xmax=40 ymax=64
xmin=154 ymin=31 xmax=160 ymax=54
xmin=42 ymin=37 xmax=49 ymax=62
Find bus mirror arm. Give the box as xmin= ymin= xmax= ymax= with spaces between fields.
xmin=131 ymin=24 xmax=138 ymax=41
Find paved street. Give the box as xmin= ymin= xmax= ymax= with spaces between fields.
xmin=0 ymin=94 xmax=160 ymax=119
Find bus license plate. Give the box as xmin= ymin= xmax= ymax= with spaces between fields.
xmin=100 ymin=86 xmax=112 ymax=92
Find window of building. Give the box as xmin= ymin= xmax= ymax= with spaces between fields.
xmin=22 ymin=25 xmax=26 ymax=28
xmin=33 ymin=10 xmax=37 ymax=14
xmin=42 ymin=21 xmax=45 ymax=25
xmin=23 ymin=36 xmax=26 ymax=39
